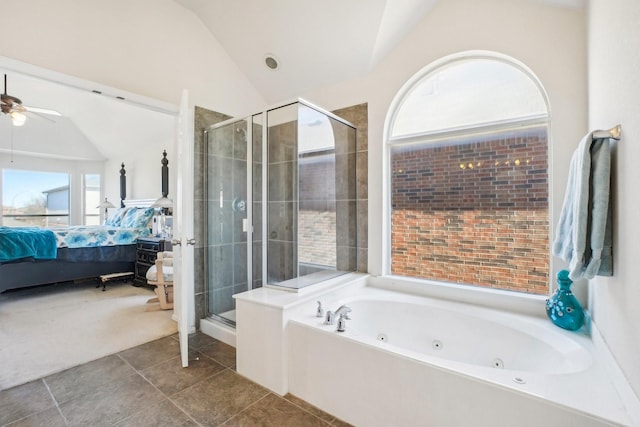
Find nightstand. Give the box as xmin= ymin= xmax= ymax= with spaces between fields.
xmin=135 ymin=237 xmax=172 ymax=285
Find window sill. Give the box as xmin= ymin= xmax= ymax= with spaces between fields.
xmin=369 ymin=274 xmax=549 ymax=319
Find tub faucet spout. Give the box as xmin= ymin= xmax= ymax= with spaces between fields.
xmin=324 ymin=305 xmax=352 ymax=325
xmin=334 ymin=305 xmax=352 ymax=319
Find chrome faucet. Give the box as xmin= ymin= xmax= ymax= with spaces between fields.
xmin=324 ymin=304 xmax=351 ymax=325
xmin=316 ymin=301 xmax=324 ymax=318
xmin=336 ymin=312 xmax=349 ymax=332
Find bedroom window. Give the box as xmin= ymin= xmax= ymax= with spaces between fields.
xmin=84 ymin=174 xmax=101 ymax=225
xmin=386 ymin=52 xmax=550 ymax=295
xmin=2 ymin=169 xmax=70 ymax=227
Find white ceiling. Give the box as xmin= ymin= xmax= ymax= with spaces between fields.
xmin=175 ymin=0 xmax=439 ymax=103
xmin=0 ymin=61 xmax=176 ymax=161
xmin=175 ymin=0 xmax=585 ymax=104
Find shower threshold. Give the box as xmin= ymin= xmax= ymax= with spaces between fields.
xmin=264 ymin=270 xmax=349 ymax=293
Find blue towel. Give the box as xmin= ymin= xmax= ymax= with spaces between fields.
xmin=0 ymin=226 xmax=58 ymax=262
xmin=552 ymin=133 xmax=612 ymax=280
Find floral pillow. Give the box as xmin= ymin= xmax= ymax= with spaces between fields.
xmin=105 ymin=207 xmax=128 ymax=227
xmin=120 ymin=207 xmax=154 ymax=230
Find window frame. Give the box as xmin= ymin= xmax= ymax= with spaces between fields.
xmin=1 ymin=168 xmax=71 ymax=227
xmin=382 ymin=50 xmax=552 ymax=296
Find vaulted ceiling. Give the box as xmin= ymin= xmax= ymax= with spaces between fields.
xmin=175 ymin=0 xmax=585 ymax=103
xmin=0 ymin=0 xmax=586 ymax=161
xmin=175 ymin=0 xmax=438 ymax=103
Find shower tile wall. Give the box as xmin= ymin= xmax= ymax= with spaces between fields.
xmin=192 ymin=103 xmax=368 ymax=329
xmin=252 ymin=119 xmax=263 ymax=289
xmin=207 ymin=121 xmax=249 ymax=316
xmin=267 ymin=121 xmax=298 ymax=282
xmin=333 ymin=103 xmax=368 ymax=272
xmin=194 ymin=107 xmax=231 ymax=327
xmin=331 ymin=115 xmax=357 ymax=272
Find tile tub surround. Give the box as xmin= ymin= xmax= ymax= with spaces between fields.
xmin=0 ymin=333 xmax=352 ymax=427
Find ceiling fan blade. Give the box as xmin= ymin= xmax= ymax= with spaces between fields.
xmin=24 ymin=106 xmax=62 ymax=116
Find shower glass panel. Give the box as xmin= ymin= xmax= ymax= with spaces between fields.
xmin=205 ymin=99 xmax=357 ymax=326
xmin=265 ymin=101 xmax=357 ymax=289
xmin=205 ymin=119 xmax=249 ymax=325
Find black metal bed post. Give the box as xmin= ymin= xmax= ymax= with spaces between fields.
xmin=120 ymin=163 xmax=126 ymax=208
xmin=161 ymin=150 xmax=169 ymax=198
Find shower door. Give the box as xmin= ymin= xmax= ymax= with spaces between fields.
xmin=205 ymin=119 xmax=251 ymax=325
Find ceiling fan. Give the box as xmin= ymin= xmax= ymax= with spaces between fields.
xmin=1 ymin=73 xmax=62 ymax=126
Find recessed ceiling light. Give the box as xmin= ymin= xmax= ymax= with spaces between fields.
xmin=264 ymin=54 xmax=279 ymax=70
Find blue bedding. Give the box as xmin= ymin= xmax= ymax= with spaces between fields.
xmin=51 ymin=225 xmax=151 ymax=249
xmin=0 ymin=226 xmax=58 ymax=262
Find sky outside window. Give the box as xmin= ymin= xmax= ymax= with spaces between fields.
xmin=2 ymin=169 xmax=69 ymax=210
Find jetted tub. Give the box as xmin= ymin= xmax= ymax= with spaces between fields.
xmin=287 ymin=281 xmax=633 ymax=427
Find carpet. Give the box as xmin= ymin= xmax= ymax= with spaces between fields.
xmin=0 ymin=280 xmax=177 ymax=390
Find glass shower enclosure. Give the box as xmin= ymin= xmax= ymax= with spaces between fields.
xmin=204 ymin=100 xmax=357 ymax=326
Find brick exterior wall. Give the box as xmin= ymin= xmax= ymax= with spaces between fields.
xmin=298 ymin=210 xmax=337 ymax=266
xmin=390 ymin=127 xmax=549 ymax=294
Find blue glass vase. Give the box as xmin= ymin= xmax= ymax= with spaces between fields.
xmin=545 ymin=270 xmax=585 ymax=331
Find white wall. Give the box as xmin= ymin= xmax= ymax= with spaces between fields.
xmin=303 ymin=0 xmax=587 ymax=284
xmin=588 ymin=0 xmax=640 ymax=398
xmin=0 ymin=0 xmax=266 ymax=205
xmin=1 ymin=0 xmax=265 ymax=116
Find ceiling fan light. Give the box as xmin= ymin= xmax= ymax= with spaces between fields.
xmin=10 ymin=111 xmax=26 ymax=126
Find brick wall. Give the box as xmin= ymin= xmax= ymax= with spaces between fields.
xmin=298 ymin=210 xmax=337 ymax=266
xmin=390 ymin=127 xmax=549 ymax=294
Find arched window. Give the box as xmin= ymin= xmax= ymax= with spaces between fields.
xmin=386 ymin=52 xmax=550 ymax=295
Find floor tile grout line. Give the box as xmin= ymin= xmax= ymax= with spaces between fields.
xmin=217 ymin=389 xmax=273 ymax=426
xmin=281 ymin=394 xmax=337 ymax=426
xmin=42 ymin=378 xmax=71 ymax=427
xmin=125 ymin=372 xmax=205 ymax=427
xmin=134 ymin=362 xmax=233 ymax=427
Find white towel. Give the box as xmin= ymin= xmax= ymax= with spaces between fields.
xmin=552 ymin=133 xmax=612 ymax=280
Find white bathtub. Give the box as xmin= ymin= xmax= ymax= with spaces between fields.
xmin=286 ymin=280 xmax=633 ymax=427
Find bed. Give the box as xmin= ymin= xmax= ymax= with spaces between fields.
xmin=0 ymin=163 xmax=162 ymax=294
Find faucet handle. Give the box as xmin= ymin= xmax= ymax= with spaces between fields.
xmin=336 ymin=312 xmax=350 ymax=332
xmin=324 ymin=310 xmax=335 ymax=325
xmin=316 ymin=301 xmax=324 ymax=318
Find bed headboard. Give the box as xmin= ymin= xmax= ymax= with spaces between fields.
xmin=123 ymin=199 xmax=156 ymax=208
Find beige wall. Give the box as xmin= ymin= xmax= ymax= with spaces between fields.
xmin=588 ymin=0 xmax=640 ymax=398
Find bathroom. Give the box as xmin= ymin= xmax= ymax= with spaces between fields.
xmin=184 ymin=1 xmax=640 ymax=425
xmin=1 ymin=0 xmax=639 ymax=425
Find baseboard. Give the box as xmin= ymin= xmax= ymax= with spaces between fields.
xmin=200 ymin=317 xmax=236 ymax=347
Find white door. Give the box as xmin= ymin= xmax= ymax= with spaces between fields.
xmin=174 ymin=89 xmax=196 ymax=367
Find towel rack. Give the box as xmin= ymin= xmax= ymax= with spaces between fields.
xmin=592 ymin=124 xmax=621 ymax=140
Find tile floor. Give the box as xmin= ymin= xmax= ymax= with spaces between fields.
xmin=0 ymin=333 xmax=353 ymax=427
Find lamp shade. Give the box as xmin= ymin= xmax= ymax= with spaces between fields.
xmin=152 ymin=196 xmax=173 ymax=209
xmin=97 ymin=198 xmax=115 ymax=209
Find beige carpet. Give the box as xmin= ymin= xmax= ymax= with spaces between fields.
xmin=0 ymin=280 xmax=177 ymax=390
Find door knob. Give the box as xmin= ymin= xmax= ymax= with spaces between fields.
xmin=171 ymin=239 xmax=181 ymax=246
xmin=187 ymin=238 xmax=196 ymax=246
